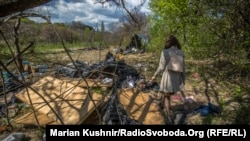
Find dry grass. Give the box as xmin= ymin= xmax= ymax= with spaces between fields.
xmin=0 ymin=48 xmax=249 ymax=140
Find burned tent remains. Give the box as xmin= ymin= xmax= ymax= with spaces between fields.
xmin=53 ymin=52 xmax=163 ymax=125
xmin=125 ymin=34 xmax=149 ymax=53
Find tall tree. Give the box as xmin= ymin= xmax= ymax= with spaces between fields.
xmin=148 ymin=0 xmax=250 ymax=61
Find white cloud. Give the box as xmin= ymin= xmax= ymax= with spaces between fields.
xmin=29 ymin=0 xmax=151 ymax=28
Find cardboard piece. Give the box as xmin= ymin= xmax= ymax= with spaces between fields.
xmin=118 ymin=88 xmax=166 ymax=125
xmin=15 ymin=76 xmax=103 ymax=125
xmin=61 ymin=77 xmax=112 ymax=88
xmin=14 ymin=111 xmax=58 ymax=126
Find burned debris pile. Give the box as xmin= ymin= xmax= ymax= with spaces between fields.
xmin=102 ymin=88 xmax=142 ymax=125
xmin=0 ymin=51 xmax=165 ymax=129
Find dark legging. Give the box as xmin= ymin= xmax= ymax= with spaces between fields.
xmin=162 ymin=91 xmax=186 ymax=123
xmin=162 ymin=93 xmax=173 ymax=121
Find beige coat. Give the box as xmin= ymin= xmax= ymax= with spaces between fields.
xmin=153 ymin=46 xmax=185 ymax=93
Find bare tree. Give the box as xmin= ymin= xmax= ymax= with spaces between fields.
xmin=94 ymin=0 xmax=147 ymax=27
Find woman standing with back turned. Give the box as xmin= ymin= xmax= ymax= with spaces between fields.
xmin=150 ymin=35 xmax=186 ymax=124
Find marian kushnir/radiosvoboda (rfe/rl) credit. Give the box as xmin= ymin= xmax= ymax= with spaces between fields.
xmin=46 ymin=125 xmax=249 ymax=139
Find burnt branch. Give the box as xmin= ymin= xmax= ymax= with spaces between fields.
xmin=0 ymin=0 xmax=51 ymax=18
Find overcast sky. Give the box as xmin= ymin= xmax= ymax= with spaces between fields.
xmin=29 ymin=0 xmax=151 ymax=28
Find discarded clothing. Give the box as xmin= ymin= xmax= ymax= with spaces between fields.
xmin=194 ymin=102 xmax=221 ymax=116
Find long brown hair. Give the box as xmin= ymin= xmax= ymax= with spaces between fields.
xmin=164 ymin=35 xmax=181 ymax=49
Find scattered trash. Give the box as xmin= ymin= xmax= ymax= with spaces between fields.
xmin=121 ymin=75 xmax=136 ymax=88
xmin=40 ymin=133 xmax=46 ymax=141
xmin=174 ymin=113 xmax=186 ymax=125
xmin=192 ymin=72 xmax=200 ymax=78
xmin=56 ymin=65 xmax=79 ymax=78
xmin=0 ymin=125 xmax=8 ymax=132
xmin=2 ymin=72 xmax=10 ymax=80
xmin=125 ymin=34 xmax=148 ymax=53
xmin=184 ymin=95 xmax=195 ymax=103
xmin=101 ymin=78 xmax=113 ymax=85
xmin=37 ymin=64 xmax=48 ymax=73
xmin=2 ymin=132 xmax=26 ymax=141
xmin=22 ymin=60 xmax=30 ymax=72
xmin=194 ymin=102 xmax=221 ymax=116
xmin=103 ymin=91 xmax=142 ymax=125
xmin=2 ymin=103 xmax=19 ymax=118
xmin=105 ymin=52 xmax=115 ymax=62
xmin=0 ymin=51 xmax=166 ymax=135
xmin=172 ymin=95 xmax=182 ymax=102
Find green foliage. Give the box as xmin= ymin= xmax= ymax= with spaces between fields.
xmin=0 ymin=17 xmax=110 ymax=50
xmin=33 ymin=42 xmax=88 ymax=53
xmin=148 ymin=0 xmax=250 ymax=61
xmin=0 ymin=43 xmax=8 ymax=55
xmin=90 ymin=87 xmax=109 ymax=96
xmin=21 ymin=17 xmax=36 ymax=24
xmin=148 ymin=2 xmax=250 ymax=125
xmin=233 ymin=85 xmax=242 ymax=96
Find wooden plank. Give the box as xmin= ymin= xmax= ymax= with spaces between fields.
xmin=15 ymin=76 xmax=103 ymax=125
xmin=118 ymin=88 xmax=166 ymax=125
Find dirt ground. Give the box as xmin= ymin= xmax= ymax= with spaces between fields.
xmin=0 ymin=48 xmax=247 ymax=140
